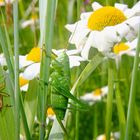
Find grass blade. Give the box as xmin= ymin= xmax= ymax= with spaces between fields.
xmin=124 ymin=26 xmax=140 ymax=140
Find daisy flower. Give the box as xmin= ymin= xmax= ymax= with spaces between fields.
xmin=21 ymin=14 xmax=39 ymax=29
xmin=46 ymin=107 xmax=56 ymax=124
xmin=65 ymin=1 xmax=140 ymax=59
xmin=106 ymin=37 xmax=138 ymax=58
xmin=19 ymin=47 xmax=41 ymax=80
xmin=80 ymin=86 xmax=108 ymax=105
xmin=20 ymin=47 xmax=86 ymax=80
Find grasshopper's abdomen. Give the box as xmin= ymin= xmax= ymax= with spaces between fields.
xmin=50 ymin=52 xmax=70 ymax=120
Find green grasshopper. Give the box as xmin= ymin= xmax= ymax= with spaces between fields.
xmin=50 ymin=51 xmax=88 ymax=120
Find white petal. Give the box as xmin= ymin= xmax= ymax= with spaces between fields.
xmin=125 ymin=16 xmax=140 ymax=34
xmin=92 ymin=2 xmax=102 ymax=11
xmin=115 ymin=23 xmax=130 ymax=38
xmin=69 ymin=57 xmax=81 ymax=68
xmin=81 ymin=32 xmax=95 ymax=59
xmin=23 ymin=63 xmax=40 ymax=80
xmin=115 ymin=3 xmax=128 ymax=12
xmin=0 ymin=53 xmax=6 ymax=66
xmin=67 ymin=20 xmax=90 ymax=49
xmin=52 ymin=49 xmax=65 ymax=56
xmin=66 ymin=49 xmax=81 ymax=55
xmin=19 ymin=55 xmax=33 ymax=69
xmin=20 ymin=84 xmax=29 ymax=91
xmin=80 ymin=12 xmax=92 ymax=20
xmin=21 ymin=19 xmax=34 ymax=28
xmin=103 ymin=26 xmax=121 ymax=43
xmin=101 ymin=86 xmax=108 ymax=97
xmin=65 ymin=23 xmax=77 ymax=33
xmin=131 ymin=1 xmax=140 ymax=16
xmin=80 ymin=93 xmax=94 ymax=101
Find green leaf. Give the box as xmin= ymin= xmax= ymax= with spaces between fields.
xmin=72 ymin=53 xmax=104 ymax=93
xmin=21 ymin=79 xmax=39 ymax=135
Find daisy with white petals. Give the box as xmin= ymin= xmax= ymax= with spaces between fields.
xmin=66 ymin=1 xmax=140 ymax=59
xmin=80 ymin=86 xmax=108 ymax=105
xmin=21 ymin=14 xmax=39 ymax=29
xmin=46 ymin=107 xmax=56 ymax=124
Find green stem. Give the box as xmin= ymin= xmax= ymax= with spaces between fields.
xmin=92 ymin=105 xmax=98 ymax=140
xmin=124 ymin=27 xmax=140 ymax=140
xmin=115 ymin=58 xmax=126 ymax=140
xmin=13 ymin=1 xmax=20 ymax=139
xmin=115 ymin=84 xmax=126 ymax=140
xmin=39 ymin=0 xmax=57 ymax=139
xmin=20 ymin=97 xmax=31 ymax=140
xmin=134 ymin=105 xmax=140 ymax=134
xmin=105 ymin=59 xmax=115 ymax=140
xmin=75 ymin=90 xmax=79 ymax=140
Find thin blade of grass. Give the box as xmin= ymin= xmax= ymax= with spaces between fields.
xmin=124 ymin=26 xmax=140 ymax=140
xmin=13 ymin=1 xmax=20 ymax=139
xmin=105 ymin=59 xmax=115 ymax=140
xmin=38 ymin=0 xmax=57 ymax=139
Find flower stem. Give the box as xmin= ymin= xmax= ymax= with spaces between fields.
xmin=75 ymin=90 xmax=79 ymax=140
xmin=105 ymin=59 xmax=115 ymax=140
xmin=115 ymin=69 xmax=126 ymax=140
xmin=124 ymin=27 xmax=140 ymax=140
xmin=13 ymin=1 xmax=20 ymax=139
xmin=92 ymin=105 xmax=98 ymax=140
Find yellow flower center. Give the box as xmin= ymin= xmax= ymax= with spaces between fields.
xmin=93 ymin=88 xmax=102 ymax=96
xmin=47 ymin=107 xmax=55 ymax=116
xmin=113 ymin=43 xmax=129 ymax=54
xmin=19 ymin=76 xmax=29 ymax=87
xmin=87 ymin=6 xmax=126 ymax=31
xmin=31 ymin=14 xmax=38 ymax=20
xmin=26 ymin=47 xmax=41 ymax=62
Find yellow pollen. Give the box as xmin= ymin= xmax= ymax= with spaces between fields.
xmin=26 ymin=47 xmax=41 ymax=62
xmin=113 ymin=43 xmax=129 ymax=54
xmin=47 ymin=107 xmax=55 ymax=116
xmin=93 ymin=88 xmax=102 ymax=96
xmin=87 ymin=6 xmax=126 ymax=31
xmin=19 ymin=76 xmax=29 ymax=87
